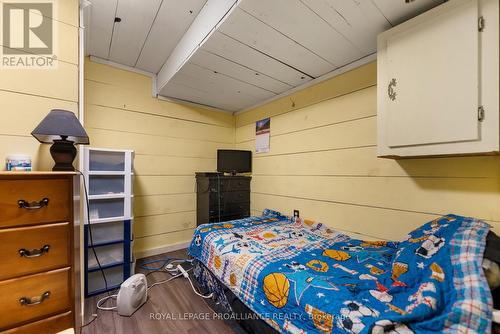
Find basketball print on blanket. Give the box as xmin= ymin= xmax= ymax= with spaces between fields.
xmin=263 ymin=272 xmax=290 ymax=308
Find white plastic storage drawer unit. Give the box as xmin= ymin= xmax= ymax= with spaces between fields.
xmin=89 ymin=175 xmax=125 ymax=196
xmin=86 ymin=220 xmax=128 ymax=244
xmin=87 ymin=242 xmax=132 ymax=269
xmin=87 ymin=265 xmax=127 ymax=293
xmin=83 ymin=147 xmax=134 ymax=296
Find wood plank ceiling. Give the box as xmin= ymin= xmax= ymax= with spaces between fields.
xmin=86 ymin=0 xmax=446 ymax=112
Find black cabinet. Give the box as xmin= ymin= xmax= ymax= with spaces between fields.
xmin=196 ymin=173 xmax=251 ymax=226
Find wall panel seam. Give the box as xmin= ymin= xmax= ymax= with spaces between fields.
xmin=0 ymin=88 xmax=78 ymax=103
xmin=84 ymin=102 xmax=234 ymax=128
xmin=135 ymin=210 xmax=196 ymax=219
xmin=236 ymin=84 xmax=376 ymax=126
xmin=251 ymin=174 xmax=493 ymax=179
xmin=251 ymin=191 xmax=500 ymax=223
xmin=86 ymin=126 xmax=234 ymax=144
xmin=135 ymin=227 xmax=196 ymax=239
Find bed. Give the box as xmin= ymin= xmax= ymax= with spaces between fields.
xmin=188 ymin=209 xmax=497 ymax=334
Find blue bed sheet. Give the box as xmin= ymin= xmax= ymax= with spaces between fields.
xmin=188 ymin=210 xmax=492 ymax=334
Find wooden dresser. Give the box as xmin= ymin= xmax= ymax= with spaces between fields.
xmin=0 ymin=172 xmax=80 ymax=333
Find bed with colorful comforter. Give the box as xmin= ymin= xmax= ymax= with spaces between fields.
xmin=188 ymin=210 xmax=493 ymax=334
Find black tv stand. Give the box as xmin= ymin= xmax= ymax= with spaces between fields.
xmin=195 ymin=173 xmax=251 ymax=226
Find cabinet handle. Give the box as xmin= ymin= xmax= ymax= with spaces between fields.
xmin=19 ymin=245 xmax=50 ymax=258
xmin=388 ymin=78 xmax=397 ymax=101
xmin=18 ymin=198 xmax=49 ymax=210
xmin=19 ymin=291 xmax=51 ymax=306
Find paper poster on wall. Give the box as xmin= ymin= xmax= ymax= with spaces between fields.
xmin=255 ymin=118 xmax=270 ymax=153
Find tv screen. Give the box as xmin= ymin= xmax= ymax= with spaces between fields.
xmin=217 ymin=150 xmax=252 ymax=174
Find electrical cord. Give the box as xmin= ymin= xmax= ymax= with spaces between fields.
xmin=186 ymin=274 xmax=213 ymax=299
xmin=76 ymin=169 xmax=110 ymax=293
xmin=96 ymin=294 xmax=118 ymax=311
xmin=147 ymin=272 xmax=183 ymax=291
xmin=139 ymin=257 xmax=186 ymax=271
xmin=146 ymin=265 xmax=212 ymax=299
xmin=80 ymin=315 xmax=97 ymax=332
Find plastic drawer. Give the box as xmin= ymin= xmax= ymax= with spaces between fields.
xmin=89 ymin=175 xmax=125 ymax=196
xmin=88 ymin=243 xmax=125 ymax=268
xmin=89 ymin=150 xmax=125 ymax=171
xmin=87 ymin=266 xmax=125 ymax=293
xmin=89 ymin=198 xmax=124 ymax=220
xmin=86 ymin=221 xmax=125 ymax=245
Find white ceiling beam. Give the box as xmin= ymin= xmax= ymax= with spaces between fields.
xmin=156 ymin=0 xmax=239 ymax=93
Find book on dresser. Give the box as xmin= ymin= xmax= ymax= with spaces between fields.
xmin=195 ymin=172 xmax=251 ymax=226
xmin=0 ymin=172 xmax=80 ymax=334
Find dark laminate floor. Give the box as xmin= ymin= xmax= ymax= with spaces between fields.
xmin=81 ymin=249 xmax=235 ymax=334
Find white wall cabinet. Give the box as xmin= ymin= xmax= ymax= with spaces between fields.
xmin=377 ymin=0 xmax=499 ymax=157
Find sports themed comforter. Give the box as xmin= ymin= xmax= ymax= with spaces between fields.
xmin=188 ymin=210 xmax=493 ymax=334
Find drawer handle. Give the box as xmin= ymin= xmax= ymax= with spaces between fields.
xmin=18 ymin=198 xmax=49 ymax=210
xmin=388 ymin=78 xmax=397 ymax=101
xmin=19 ymin=245 xmax=50 ymax=258
xmin=19 ymin=291 xmax=51 ymax=306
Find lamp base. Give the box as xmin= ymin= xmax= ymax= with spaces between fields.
xmin=50 ymin=139 xmax=76 ymax=171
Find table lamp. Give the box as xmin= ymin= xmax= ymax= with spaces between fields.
xmin=31 ymin=109 xmax=90 ymax=171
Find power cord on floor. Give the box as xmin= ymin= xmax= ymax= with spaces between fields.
xmin=97 ymin=294 xmax=118 ymax=311
xmin=147 ymin=272 xmax=183 ymax=291
xmin=80 ymin=314 xmax=97 ymax=332
xmin=140 ymin=257 xmax=186 ymax=271
xmin=186 ymin=272 xmax=213 ymax=299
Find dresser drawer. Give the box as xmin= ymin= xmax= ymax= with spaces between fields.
xmin=0 ymin=178 xmax=71 ymax=228
xmin=219 ymin=178 xmax=250 ymax=192
xmin=210 ymin=202 xmax=250 ymax=217
xmin=0 ymin=268 xmax=71 ymax=330
xmin=209 ymin=177 xmax=250 ymax=192
xmin=0 ymin=311 xmax=72 ymax=334
xmin=0 ymin=223 xmax=70 ymax=280
xmin=210 ymin=190 xmax=250 ymax=205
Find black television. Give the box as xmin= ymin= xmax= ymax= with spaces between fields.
xmin=217 ymin=149 xmax=252 ymax=174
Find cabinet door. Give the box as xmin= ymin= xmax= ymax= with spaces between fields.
xmin=384 ymin=0 xmax=479 ymax=148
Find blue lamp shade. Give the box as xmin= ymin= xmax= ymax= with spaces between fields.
xmin=31 ymin=109 xmax=89 ymax=171
xmin=31 ymin=109 xmax=89 ymax=144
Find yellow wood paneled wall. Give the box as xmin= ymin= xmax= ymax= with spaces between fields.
xmin=0 ymin=0 xmax=79 ymax=170
xmin=235 ymin=62 xmax=500 ymax=240
xmin=84 ymin=59 xmax=235 ymax=256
